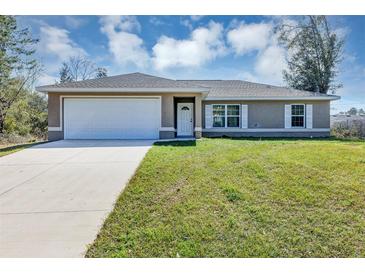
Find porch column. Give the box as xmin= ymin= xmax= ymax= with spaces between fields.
xmin=160 ymin=94 xmax=175 ymax=139
xmin=195 ymin=95 xmax=202 ymax=139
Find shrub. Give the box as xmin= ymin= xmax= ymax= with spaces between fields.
xmin=0 ymin=133 xmax=36 ymax=146
xmin=2 ymin=91 xmax=47 ymax=140
xmin=331 ymin=118 xmax=365 ymax=139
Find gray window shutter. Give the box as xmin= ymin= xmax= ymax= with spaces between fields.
xmin=285 ymin=104 xmax=291 ymax=128
xmin=241 ymin=104 xmax=248 ymax=128
xmin=306 ymin=104 xmax=313 ymax=128
xmin=205 ymin=105 xmax=213 ymax=129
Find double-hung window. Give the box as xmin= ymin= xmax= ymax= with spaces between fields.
xmin=213 ymin=104 xmax=240 ymax=128
xmin=227 ymin=105 xmax=240 ymax=127
xmin=291 ymin=104 xmax=305 ymax=128
xmin=213 ymin=105 xmax=225 ymax=127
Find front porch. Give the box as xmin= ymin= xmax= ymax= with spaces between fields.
xmin=159 ymin=95 xmax=202 ymax=139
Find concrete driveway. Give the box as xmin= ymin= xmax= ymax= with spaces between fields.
xmin=0 ymin=140 xmax=154 ymax=257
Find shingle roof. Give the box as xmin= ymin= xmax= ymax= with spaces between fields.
xmin=37 ymin=72 xmax=206 ymax=90
xmin=177 ymin=80 xmax=337 ymax=99
xmin=36 ymin=72 xmax=339 ymax=100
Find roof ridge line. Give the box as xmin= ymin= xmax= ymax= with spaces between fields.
xmin=177 ymin=79 xmax=224 ymax=81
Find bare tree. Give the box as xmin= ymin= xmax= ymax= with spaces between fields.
xmin=59 ymin=56 xmax=107 ymax=83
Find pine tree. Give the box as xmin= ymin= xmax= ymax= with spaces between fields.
xmin=59 ymin=62 xmax=73 ymax=83
xmin=96 ymin=67 xmax=108 ymax=78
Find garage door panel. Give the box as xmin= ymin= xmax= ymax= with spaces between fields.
xmin=64 ymin=98 xmax=160 ymax=139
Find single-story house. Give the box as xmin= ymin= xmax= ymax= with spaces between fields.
xmin=36 ymin=72 xmax=340 ymax=141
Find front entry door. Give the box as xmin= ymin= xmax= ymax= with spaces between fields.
xmin=177 ymin=103 xmax=194 ymax=136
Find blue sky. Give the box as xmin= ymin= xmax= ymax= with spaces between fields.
xmin=17 ymin=15 xmax=365 ymax=113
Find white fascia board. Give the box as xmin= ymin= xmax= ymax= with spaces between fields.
xmin=36 ymin=87 xmax=209 ymax=94
xmin=204 ymin=96 xmax=340 ymax=101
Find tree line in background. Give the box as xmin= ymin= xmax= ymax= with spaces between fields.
xmin=0 ymin=16 xmax=108 ymax=144
xmin=336 ymin=107 xmax=365 ymax=116
xmin=0 ymin=15 xmax=350 ymax=144
xmin=0 ymin=16 xmax=46 ymax=143
xmin=332 ymin=108 xmax=365 ymax=139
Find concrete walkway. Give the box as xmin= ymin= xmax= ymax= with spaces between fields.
xmin=0 ymin=140 xmax=154 ymax=257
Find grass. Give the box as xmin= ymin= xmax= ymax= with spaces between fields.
xmin=0 ymin=142 xmax=39 ymax=157
xmin=86 ymin=138 xmax=365 ymax=257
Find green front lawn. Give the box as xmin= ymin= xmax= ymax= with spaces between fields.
xmin=86 ymin=138 xmax=365 ymax=257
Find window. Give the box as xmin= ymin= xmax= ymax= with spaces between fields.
xmin=213 ymin=105 xmax=225 ymax=127
xmin=213 ymin=104 xmax=240 ymax=128
xmin=227 ymin=105 xmax=240 ymax=127
xmin=291 ymin=104 xmax=305 ymax=127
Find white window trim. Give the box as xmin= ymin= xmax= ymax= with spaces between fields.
xmin=212 ymin=104 xmax=240 ymax=128
xmin=290 ymin=104 xmax=306 ymax=128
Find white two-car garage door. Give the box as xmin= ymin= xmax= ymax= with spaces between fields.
xmin=64 ymin=97 xmax=160 ymax=139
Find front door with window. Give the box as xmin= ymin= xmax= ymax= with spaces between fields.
xmin=177 ymin=103 xmax=194 ymax=136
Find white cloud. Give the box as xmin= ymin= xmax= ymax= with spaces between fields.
xmin=99 ymin=16 xmax=148 ymax=68
xmin=106 ymin=32 xmax=149 ymax=68
xmin=241 ymin=71 xmax=257 ymax=82
xmin=64 ymin=16 xmax=88 ymax=29
xmin=100 ymin=15 xmax=141 ymax=33
xmin=180 ymin=16 xmax=205 ymax=30
xmin=190 ymin=15 xmax=204 ymax=21
xmin=37 ymin=73 xmax=58 ymax=86
xmin=227 ymin=22 xmax=273 ymax=55
xmin=180 ymin=18 xmax=193 ymax=30
xmin=152 ymin=21 xmax=226 ymax=70
xmin=38 ymin=25 xmax=86 ymax=61
xmin=33 ymin=23 xmax=89 ymax=85
xmin=254 ymin=45 xmax=286 ymax=84
xmin=226 ymin=20 xmax=287 ymax=84
xmin=149 ymin=17 xmax=165 ymax=26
